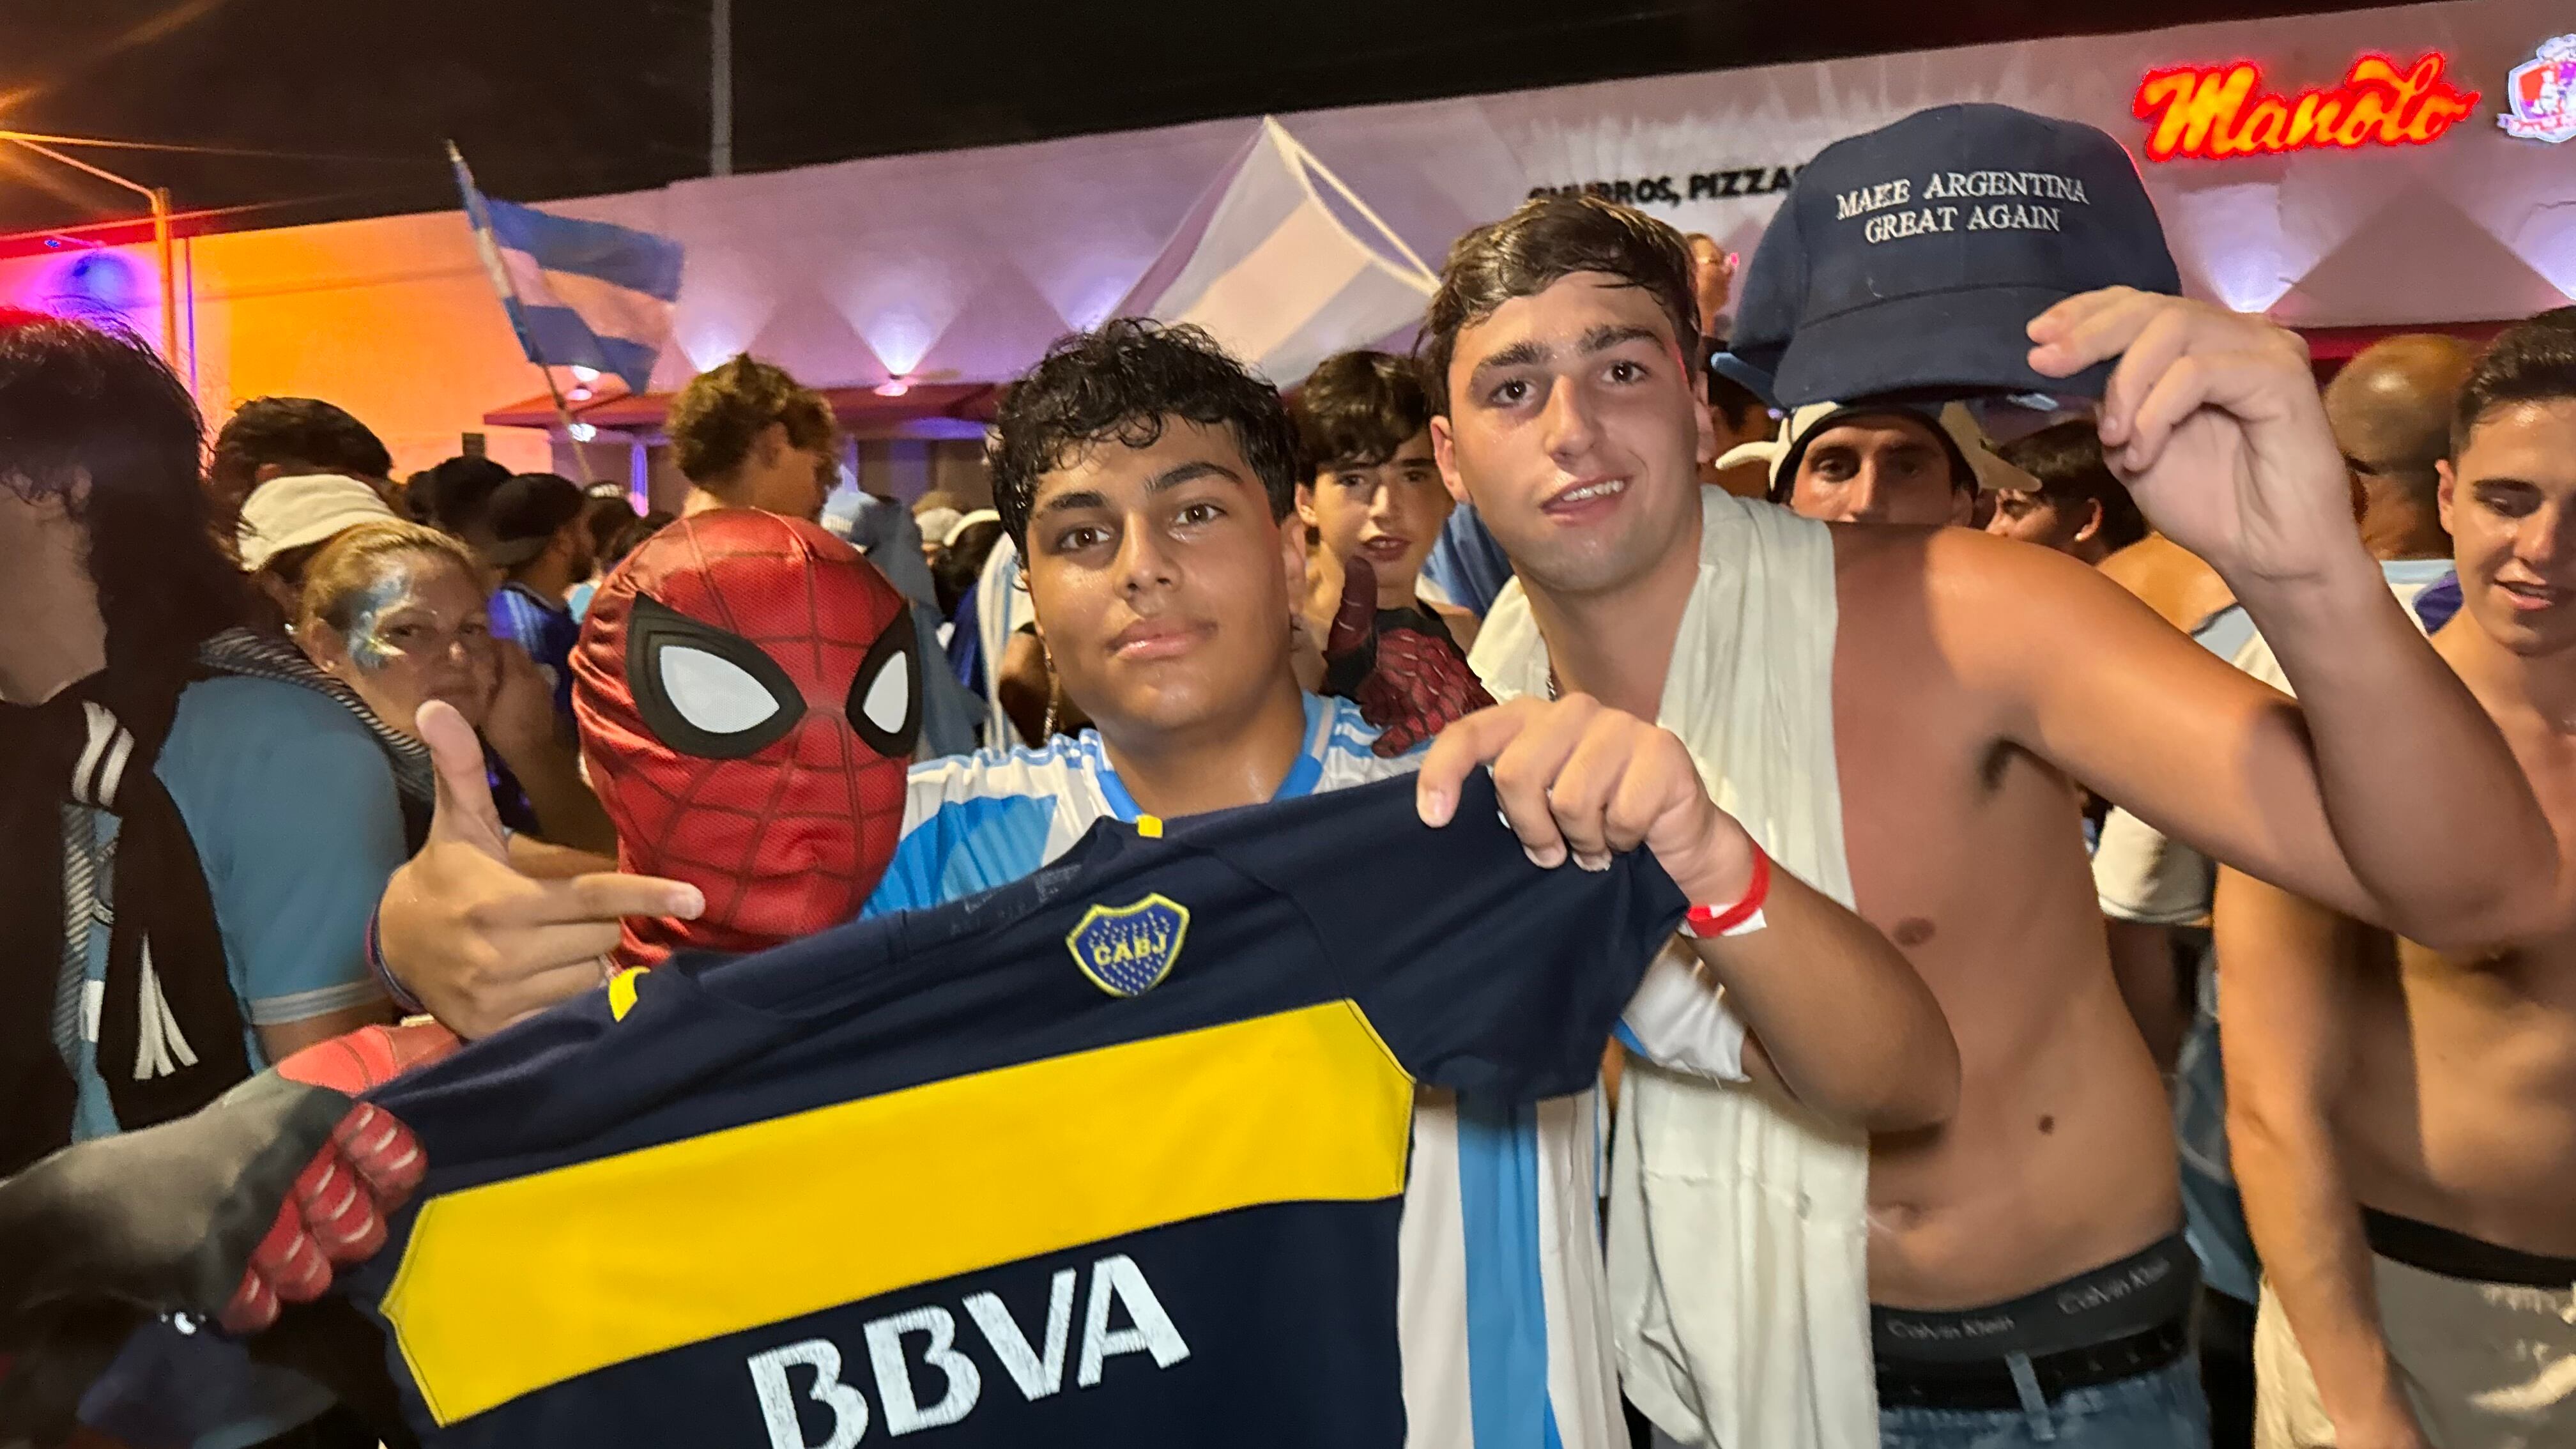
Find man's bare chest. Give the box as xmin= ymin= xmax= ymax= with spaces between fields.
xmin=1827 ymin=663 xmax=2103 ymax=1000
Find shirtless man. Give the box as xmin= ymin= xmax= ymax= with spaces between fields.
xmin=1423 ymin=150 xmax=2556 ymax=1448
xmin=2102 ymin=531 xmax=2234 ymax=634
xmin=2092 ymin=331 xmax=2477 ymax=1445
xmin=2221 ymin=312 xmax=2576 ymax=1449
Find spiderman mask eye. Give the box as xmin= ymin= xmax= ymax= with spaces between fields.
xmin=628 ymin=595 xmax=806 ymax=759
xmin=846 ymin=613 xmax=921 ymax=760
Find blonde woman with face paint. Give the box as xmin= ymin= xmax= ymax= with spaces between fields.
xmin=298 ymin=522 xmax=616 ymax=855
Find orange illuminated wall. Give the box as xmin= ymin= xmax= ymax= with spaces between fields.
xmin=0 ymin=208 xmax=558 ymax=475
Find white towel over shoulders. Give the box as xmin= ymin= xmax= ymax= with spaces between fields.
xmin=1469 ymin=489 xmax=1876 ymax=1449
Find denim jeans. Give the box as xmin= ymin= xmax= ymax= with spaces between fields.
xmin=1878 ymin=1357 xmax=2211 ymax=1448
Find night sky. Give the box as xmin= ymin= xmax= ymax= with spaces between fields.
xmin=0 ymin=0 xmax=2379 ymax=236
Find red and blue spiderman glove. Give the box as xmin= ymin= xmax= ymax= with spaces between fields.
xmin=0 ymin=1022 xmax=455 ymax=1446
xmin=1320 ymin=554 xmax=1497 ymax=758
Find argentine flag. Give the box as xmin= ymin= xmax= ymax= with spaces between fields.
xmin=450 ymin=144 xmax=683 ymax=396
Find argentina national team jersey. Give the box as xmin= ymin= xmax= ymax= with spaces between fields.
xmin=869 ymin=695 xmax=1749 ymax=1448
xmin=344 ymin=765 xmax=1685 ymax=1446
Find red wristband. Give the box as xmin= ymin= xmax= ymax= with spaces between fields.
xmin=1681 ymin=844 xmax=1770 ymax=939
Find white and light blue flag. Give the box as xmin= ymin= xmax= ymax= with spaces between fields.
xmin=450 ymin=145 xmax=683 ymax=395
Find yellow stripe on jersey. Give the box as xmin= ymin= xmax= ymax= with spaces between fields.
xmin=379 ymin=1000 xmax=1415 ymax=1425
xmin=605 ymin=968 xmax=643 ymax=1022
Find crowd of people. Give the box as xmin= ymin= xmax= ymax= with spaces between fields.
xmin=1 ymin=98 xmax=2574 ymax=1449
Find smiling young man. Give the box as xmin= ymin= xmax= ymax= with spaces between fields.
xmin=2080 ymin=332 xmax=2475 ymax=1448
xmin=365 ymin=318 xmax=1954 ymax=1448
xmin=1291 ymin=349 xmax=1480 ymax=649
xmin=1431 ymin=127 xmax=2559 ymax=1449
xmin=2219 ymin=312 xmax=2576 ymax=1449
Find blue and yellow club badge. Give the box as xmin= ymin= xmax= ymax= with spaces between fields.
xmin=1066 ymin=893 xmax=1191 ymax=997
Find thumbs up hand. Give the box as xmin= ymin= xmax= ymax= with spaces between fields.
xmin=374 ymin=702 xmax=702 ymax=1039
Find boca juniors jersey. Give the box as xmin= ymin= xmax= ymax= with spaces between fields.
xmin=344 ymin=769 xmax=1687 ymax=1446
xmin=870 ymin=694 xmax=1749 ymax=1449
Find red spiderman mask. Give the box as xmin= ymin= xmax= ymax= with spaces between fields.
xmin=572 ymin=510 xmax=917 ymax=967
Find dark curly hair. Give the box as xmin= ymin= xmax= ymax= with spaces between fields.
xmin=1291 ymin=350 xmax=1431 ymax=475
xmin=990 ymin=319 xmax=1300 ymax=551
xmin=666 ymin=354 xmax=836 ymax=487
xmin=0 ymin=309 xmax=247 ymax=677
xmin=206 ymin=395 xmax=392 ymax=534
xmin=2453 ymin=307 xmax=2576 ymax=458
xmin=1421 ymin=194 xmax=1699 ymax=416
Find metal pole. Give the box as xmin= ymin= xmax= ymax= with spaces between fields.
xmin=0 ymin=135 xmax=183 ymax=365
xmin=710 ymin=0 xmax=733 ymax=177
xmin=151 ymin=187 xmax=176 ymax=362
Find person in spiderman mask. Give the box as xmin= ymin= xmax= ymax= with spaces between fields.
xmin=0 ymin=509 xmax=927 ymax=1445
xmin=571 ymin=508 xmax=922 ymax=968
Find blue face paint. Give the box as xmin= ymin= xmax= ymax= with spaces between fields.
xmin=344 ymin=564 xmax=424 ymax=674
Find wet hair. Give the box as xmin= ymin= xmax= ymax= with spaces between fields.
xmin=298 ymin=519 xmax=480 ymax=638
xmin=2453 ymin=308 xmax=2576 ymax=458
xmin=207 ymin=396 xmax=392 ymax=528
xmin=666 ymin=354 xmax=836 ymax=486
xmin=1291 ymin=350 xmax=1432 ymax=473
xmin=1996 ymin=420 xmax=2149 ymax=555
xmin=1421 ymin=195 xmax=1699 ymax=415
xmin=0 ymin=309 xmax=249 ymax=677
xmin=988 ymin=319 xmax=1300 ymax=551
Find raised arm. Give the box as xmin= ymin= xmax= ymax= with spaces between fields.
xmin=2005 ymin=293 xmax=2557 ymax=949
xmin=1933 ymin=530 xmax=2499 ymax=949
xmin=2216 ymin=865 xmax=2431 ymax=1449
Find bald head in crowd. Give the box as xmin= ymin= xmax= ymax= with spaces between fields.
xmin=2325 ymin=334 xmax=2475 ymax=560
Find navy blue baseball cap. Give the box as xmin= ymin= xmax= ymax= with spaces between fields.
xmin=1727 ymin=103 xmax=2180 ymax=408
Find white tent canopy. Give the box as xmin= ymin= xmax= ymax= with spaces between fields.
xmin=1122 ymin=118 xmax=1440 ymax=385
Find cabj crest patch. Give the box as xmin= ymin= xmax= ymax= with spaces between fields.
xmin=1066 ymin=893 xmax=1190 ymax=997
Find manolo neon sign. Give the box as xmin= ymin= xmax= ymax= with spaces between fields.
xmin=2133 ymin=52 xmax=2480 ymax=161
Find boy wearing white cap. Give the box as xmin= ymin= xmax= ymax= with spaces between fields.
xmin=234 ymin=471 xmax=401 ymax=623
